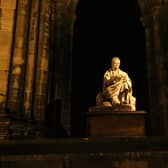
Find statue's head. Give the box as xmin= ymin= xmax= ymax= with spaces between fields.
xmin=111 ymin=57 xmax=120 ymax=70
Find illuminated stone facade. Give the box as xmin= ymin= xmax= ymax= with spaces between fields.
xmin=1 ymin=0 xmax=168 ymax=139
xmin=0 ymin=0 xmax=78 ymax=138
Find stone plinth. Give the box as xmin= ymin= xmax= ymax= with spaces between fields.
xmin=87 ymin=106 xmax=147 ymax=137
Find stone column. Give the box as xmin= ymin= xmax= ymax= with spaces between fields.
xmin=23 ymin=0 xmax=41 ymax=119
xmin=47 ymin=0 xmax=78 ymax=135
xmin=138 ymin=0 xmax=168 ymax=135
xmin=33 ymin=0 xmax=50 ymax=121
xmin=0 ymin=0 xmax=17 ymax=139
xmin=0 ymin=0 xmax=16 ymax=114
xmin=7 ymin=0 xmax=30 ymax=116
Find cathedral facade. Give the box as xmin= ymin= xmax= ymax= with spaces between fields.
xmin=0 ymin=0 xmax=168 ymax=138
xmin=0 ymin=0 xmax=77 ymax=138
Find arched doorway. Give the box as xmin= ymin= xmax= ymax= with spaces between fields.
xmin=71 ymin=0 xmax=149 ymax=137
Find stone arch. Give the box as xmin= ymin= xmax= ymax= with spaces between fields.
xmin=72 ymin=0 xmax=149 ymax=136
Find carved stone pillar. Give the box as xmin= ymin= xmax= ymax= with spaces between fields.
xmin=47 ymin=0 xmax=78 ymax=135
xmin=23 ymin=0 xmax=41 ymax=120
xmin=0 ymin=0 xmax=16 ymax=114
xmin=7 ymin=0 xmax=30 ymax=116
xmin=33 ymin=0 xmax=50 ymax=121
xmin=0 ymin=0 xmax=16 ymax=139
xmin=138 ymin=0 xmax=168 ymax=135
xmin=4 ymin=0 xmax=44 ymax=139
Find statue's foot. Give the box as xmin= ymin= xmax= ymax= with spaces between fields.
xmin=103 ymin=101 xmax=112 ymax=107
xmin=111 ymin=96 xmax=120 ymax=105
xmin=112 ymin=99 xmax=120 ymax=105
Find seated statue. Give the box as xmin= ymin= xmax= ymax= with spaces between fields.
xmin=96 ymin=57 xmax=136 ymax=111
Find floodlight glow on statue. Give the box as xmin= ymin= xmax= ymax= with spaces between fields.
xmin=96 ymin=57 xmax=136 ymax=111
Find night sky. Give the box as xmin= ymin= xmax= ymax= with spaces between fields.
xmin=71 ymin=0 xmax=149 ymax=136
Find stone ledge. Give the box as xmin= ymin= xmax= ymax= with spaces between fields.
xmin=88 ymin=106 xmax=146 ymax=115
xmin=0 ymin=137 xmax=167 ymax=154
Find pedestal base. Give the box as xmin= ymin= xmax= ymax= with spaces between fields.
xmin=87 ymin=107 xmax=147 ymax=137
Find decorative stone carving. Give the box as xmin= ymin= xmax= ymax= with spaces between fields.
xmin=96 ymin=57 xmax=136 ymax=111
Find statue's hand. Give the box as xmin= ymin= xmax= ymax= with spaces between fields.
xmin=121 ymin=77 xmax=127 ymax=82
xmin=104 ymin=72 xmax=111 ymax=80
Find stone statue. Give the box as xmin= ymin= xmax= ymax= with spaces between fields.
xmin=96 ymin=57 xmax=136 ymax=111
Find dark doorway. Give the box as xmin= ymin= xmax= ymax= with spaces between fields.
xmin=71 ymin=0 xmax=149 ymax=137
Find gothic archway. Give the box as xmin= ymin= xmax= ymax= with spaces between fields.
xmin=72 ymin=0 xmax=149 ymax=136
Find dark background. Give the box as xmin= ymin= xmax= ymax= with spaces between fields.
xmin=71 ymin=0 xmax=149 ymax=137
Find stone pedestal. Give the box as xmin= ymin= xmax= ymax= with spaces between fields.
xmin=87 ymin=107 xmax=147 ymax=137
